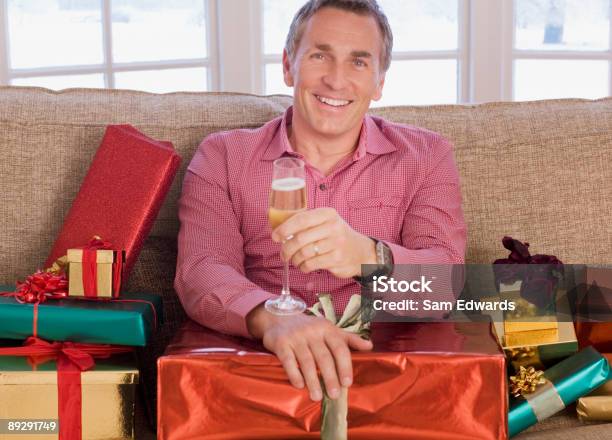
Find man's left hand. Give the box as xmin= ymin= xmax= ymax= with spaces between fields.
xmin=271 ymin=208 xmax=377 ymax=278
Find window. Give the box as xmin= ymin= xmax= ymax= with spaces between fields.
xmin=261 ymin=0 xmax=466 ymax=106
xmin=2 ymin=0 xmax=212 ymax=93
xmin=513 ymin=0 xmax=611 ymax=101
xmin=2 ymin=0 xmax=611 ymax=104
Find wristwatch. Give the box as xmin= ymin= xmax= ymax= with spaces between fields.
xmin=354 ymin=237 xmax=394 ymax=285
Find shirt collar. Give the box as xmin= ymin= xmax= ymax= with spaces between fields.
xmin=261 ymin=106 xmax=397 ymax=161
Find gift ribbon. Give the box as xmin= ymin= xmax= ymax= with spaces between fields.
xmin=307 ymin=294 xmax=369 ymax=440
xmin=524 ymin=378 xmax=565 ymax=421
xmin=78 ymin=236 xmax=122 ymax=298
xmin=0 ymin=336 xmax=132 ymax=440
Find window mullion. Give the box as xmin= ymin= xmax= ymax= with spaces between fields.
xmin=458 ymin=0 xmax=470 ymax=103
xmin=101 ymin=0 xmax=114 ymax=88
xmin=216 ymin=0 xmax=261 ymax=93
xmin=469 ymin=0 xmax=512 ymax=103
xmin=0 ymin=0 xmax=10 ymax=85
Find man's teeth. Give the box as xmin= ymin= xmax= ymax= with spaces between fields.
xmin=316 ymin=95 xmax=350 ymax=107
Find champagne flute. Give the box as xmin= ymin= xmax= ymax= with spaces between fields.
xmin=266 ymin=157 xmax=308 ymax=315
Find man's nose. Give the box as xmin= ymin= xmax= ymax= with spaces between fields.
xmin=322 ymin=62 xmax=349 ymax=90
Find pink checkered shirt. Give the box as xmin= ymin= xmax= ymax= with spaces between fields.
xmin=175 ymin=107 xmax=466 ymax=337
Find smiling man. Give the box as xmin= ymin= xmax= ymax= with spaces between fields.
xmin=175 ymin=0 xmax=466 ymax=404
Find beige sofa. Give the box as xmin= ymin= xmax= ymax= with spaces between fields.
xmin=1 ymin=86 xmax=611 ymax=439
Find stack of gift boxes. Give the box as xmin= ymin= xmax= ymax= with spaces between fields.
xmin=487 ymin=238 xmax=612 ymax=437
xmin=0 ymin=125 xmax=180 ymax=440
xmin=156 ymin=238 xmax=612 ymax=439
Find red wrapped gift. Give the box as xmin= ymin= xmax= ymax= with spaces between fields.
xmin=158 ymin=321 xmax=507 ymax=440
xmin=45 ymin=125 xmax=181 ymax=280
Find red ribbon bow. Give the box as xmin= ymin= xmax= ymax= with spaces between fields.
xmin=0 ymin=337 xmax=132 ymax=440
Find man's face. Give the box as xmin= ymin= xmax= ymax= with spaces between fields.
xmin=283 ymin=7 xmax=386 ymax=139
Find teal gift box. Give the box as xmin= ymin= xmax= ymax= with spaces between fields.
xmin=0 ymin=287 xmax=161 ymax=346
xmin=509 ymin=346 xmax=610 ymax=437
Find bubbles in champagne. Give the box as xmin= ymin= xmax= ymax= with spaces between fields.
xmin=271 ymin=177 xmax=305 ymax=191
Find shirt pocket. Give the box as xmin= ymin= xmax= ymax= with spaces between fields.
xmin=347 ymin=196 xmax=404 ymax=242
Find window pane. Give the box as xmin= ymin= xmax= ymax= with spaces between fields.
xmin=263 ymin=0 xmax=459 ymax=54
xmin=373 ymin=59 xmax=457 ymax=107
xmin=263 ymin=0 xmax=304 ymax=55
xmin=11 ymin=74 xmax=105 ymax=90
xmin=379 ymin=0 xmax=458 ymax=51
xmin=7 ymin=0 xmax=103 ymax=69
xmin=112 ymin=0 xmax=207 ymax=63
xmin=265 ymin=63 xmax=293 ymax=95
xmin=515 ymin=0 xmax=610 ymax=50
xmin=514 ymin=60 xmax=608 ymax=100
xmin=114 ymin=67 xmax=208 ymax=93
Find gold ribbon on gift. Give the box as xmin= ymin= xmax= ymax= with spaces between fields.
xmin=308 ymin=294 xmax=369 ymax=440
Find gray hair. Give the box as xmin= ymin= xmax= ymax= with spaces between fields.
xmin=285 ymin=0 xmax=393 ymax=72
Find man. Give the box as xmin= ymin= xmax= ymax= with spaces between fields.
xmin=175 ymin=0 xmax=466 ymax=404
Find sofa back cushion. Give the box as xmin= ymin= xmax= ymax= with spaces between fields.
xmin=1 ymin=86 xmax=611 ymax=284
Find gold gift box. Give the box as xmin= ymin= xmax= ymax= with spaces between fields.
xmin=0 ymin=354 xmax=138 ymax=440
xmin=481 ymin=291 xmax=578 ymax=371
xmin=67 ymin=248 xmax=117 ymax=297
xmin=499 ymin=281 xmax=559 ymax=346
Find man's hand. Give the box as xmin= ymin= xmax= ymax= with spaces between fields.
xmin=271 ymin=207 xmax=377 ymax=278
xmin=247 ymin=305 xmax=373 ymax=401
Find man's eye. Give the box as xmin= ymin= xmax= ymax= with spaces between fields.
xmin=354 ymin=59 xmax=366 ymax=67
xmin=311 ymin=53 xmax=325 ymax=60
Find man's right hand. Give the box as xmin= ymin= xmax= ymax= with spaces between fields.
xmin=246 ymin=304 xmax=373 ymax=401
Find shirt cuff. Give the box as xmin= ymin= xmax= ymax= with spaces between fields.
xmin=226 ymin=289 xmax=278 ymax=339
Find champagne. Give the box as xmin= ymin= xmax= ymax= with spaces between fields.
xmin=268 ymin=177 xmax=307 ymax=229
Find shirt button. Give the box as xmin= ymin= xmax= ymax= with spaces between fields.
xmin=319 ymin=183 xmax=327 ymax=191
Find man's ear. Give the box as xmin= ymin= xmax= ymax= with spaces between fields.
xmin=372 ymin=73 xmax=386 ymax=102
xmin=282 ymin=49 xmax=294 ymax=87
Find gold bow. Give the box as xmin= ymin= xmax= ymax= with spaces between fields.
xmin=307 ymin=294 xmax=369 ymax=440
xmin=510 ymin=366 xmax=547 ymax=398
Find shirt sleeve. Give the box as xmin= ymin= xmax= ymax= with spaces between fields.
xmin=174 ymin=135 xmax=276 ymax=338
xmin=386 ymin=137 xmax=467 ymax=265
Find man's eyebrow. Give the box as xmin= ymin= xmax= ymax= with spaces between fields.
xmin=313 ymin=44 xmax=372 ymax=59
xmin=351 ymin=50 xmax=372 ymax=58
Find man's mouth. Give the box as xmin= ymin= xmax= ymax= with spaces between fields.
xmin=315 ymin=95 xmax=352 ymax=107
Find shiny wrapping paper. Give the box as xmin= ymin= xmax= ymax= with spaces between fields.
xmin=67 ymin=248 xmax=122 ymax=298
xmin=576 ymin=353 xmax=612 ymax=422
xmin=508 ymin=347 xmax=610 ymax=437
xmin=574 ymin=267 xmax=612 ymax=353
xmin=0 ymin=352 xmax=138 ymax=440
xmin=158 ymin=321 xmax=507 ymax=440
xmin=0 ymin=288 xmax=161 ymax=346
xmin=45 ymin=124 xmax=181 ymax=281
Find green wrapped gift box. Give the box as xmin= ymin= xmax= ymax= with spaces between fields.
xmin=509 ymin=346 xmax=610 ymax=437
xmin=0 ymin=287 xmax=161 ymax=346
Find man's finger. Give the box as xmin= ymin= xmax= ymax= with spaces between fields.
xmin=346 ymin=332 xmax=374 ymax=351
xmin=282 ymin=224 xmax=332 ymax=265
xmin=326 ymin=336 xmax=353 ymax=387
xmin=309 ymin=341 xmax=341 ymax=399
xmin=272 ymin=208 xmax=336 ymax=243
xmin=294 ymin=344 xmax=323 ymax=401
xmin=276 ymin=347 xmax=304 ymax=389
xmin=297 ymin=252 xmax=336 ymax=274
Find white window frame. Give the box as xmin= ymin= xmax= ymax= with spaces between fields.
xmin=0 ymin=0 xmax=219 ymax=90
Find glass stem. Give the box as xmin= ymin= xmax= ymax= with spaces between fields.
xmin=281 ymin=260 xmax=291 ymax=299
